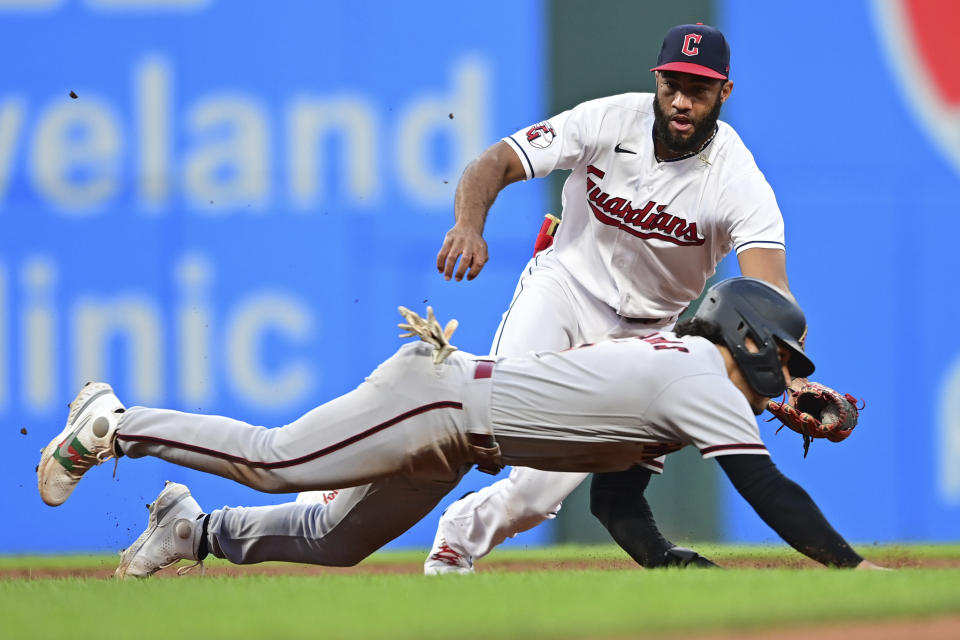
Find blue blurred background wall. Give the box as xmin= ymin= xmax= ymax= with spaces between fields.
xmin=2 ymin=0 xmax=958 ymax=553
xmin=2 ymin=0 xmax=548 ymax=552
xmin=720 ymin=0 xmax=960 ymax=544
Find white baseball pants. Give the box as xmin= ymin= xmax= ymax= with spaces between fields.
xmin=439 ymin=250 xmax=673 ymax=559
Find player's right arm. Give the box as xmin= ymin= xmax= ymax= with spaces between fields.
xmin=436 ymin=141 xmax=526 ymax=282
xmin=437 ymin=96 xmax=612 ymax=282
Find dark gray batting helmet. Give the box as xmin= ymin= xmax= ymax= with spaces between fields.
xmin=694 ymin=277 xmax=814 ymax=397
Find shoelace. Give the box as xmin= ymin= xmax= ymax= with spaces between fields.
xmin=66 ymin=448 xmax=116 ymax=480
xmin=175 ymin=560 xmax=205 ymax=577
xmin=121 ymin=527 xmax=205 ymax=578
xmin=430 ymin=540 xmax=468 ymax=567
xmin=155 ymin=555 xmax=205 ymax=577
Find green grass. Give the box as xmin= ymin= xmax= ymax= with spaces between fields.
xmin=2 ymin=545 xmax=959 ymax=639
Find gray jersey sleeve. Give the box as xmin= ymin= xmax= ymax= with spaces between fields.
xmin=645 ymin=372 xmax=769 ymax=459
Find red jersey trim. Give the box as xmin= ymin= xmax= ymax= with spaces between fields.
xmin=700 ymin=443 xmax=768 ymax=456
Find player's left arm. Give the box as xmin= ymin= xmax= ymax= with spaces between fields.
xmin=722 ymin=163 xmax=791 ymax=296
xmin=738 ymin=246 xmax=810 ymax=382
xmin=737 ymin=247 xmax=790 ymax=296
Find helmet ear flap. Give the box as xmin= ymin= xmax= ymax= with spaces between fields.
xmin=725 ymin=313 xmax=787 ymax=398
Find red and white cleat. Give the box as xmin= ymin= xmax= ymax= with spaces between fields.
xmin=37 ymin=382 xmax=125 ymax=506
xmin=424 ymin=526 xmax=474 ymax=576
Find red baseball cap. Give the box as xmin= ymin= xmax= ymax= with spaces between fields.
xmin=650 ymin=23 xmax=730 ymax=80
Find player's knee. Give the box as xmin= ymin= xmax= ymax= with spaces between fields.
xmin=589 ymin=489 xmax=613 ymax=527
xmin=504 ymin=494 xmax=559 ymax=527
xmin=246 ymin=473 xmax=299 ymax=494
xmin=589 ymin=476 xmax=621 ymax=527
xmin=319 ymin=550 xmax=369 ymax=567
xmin=589 ymin=468 xmax=652 ymax=526
xmin=504 ymin=486 xmax=561 ymax=523
xmin=298 ymin=547 xmax=371 ymax=567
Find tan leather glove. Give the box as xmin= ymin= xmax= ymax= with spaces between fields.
xmin=397 ymin=306 xmax=459 ymax=364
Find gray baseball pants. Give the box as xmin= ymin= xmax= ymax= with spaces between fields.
xmin=114 ymin=342 xmax=496 ymax=566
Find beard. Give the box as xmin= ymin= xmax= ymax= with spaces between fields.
xmin=653 ymin=92 xmax=723 ymax=156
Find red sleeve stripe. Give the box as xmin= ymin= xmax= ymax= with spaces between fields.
xmin=116 ymin=401 xmax=463 ymax=470
xmin=700 ymin=443 xmax=768 ymax=455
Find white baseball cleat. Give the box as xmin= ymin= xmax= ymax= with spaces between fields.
xmin=424 ymin=526 xmax=474 ymax=575
xmin=37 ymin=382 xmax=126 ymax=506
xmin=115 ymin=481 xmax=205 ymax=579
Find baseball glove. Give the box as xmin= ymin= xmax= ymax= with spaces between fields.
xmin=398 ymin=306 xmax=459 ymax=364
xmin=767 ymin=380 xmax=864 ymax=457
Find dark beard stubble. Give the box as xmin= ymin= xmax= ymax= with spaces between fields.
xmin=653 ymin=92 xmax=723 ymax=156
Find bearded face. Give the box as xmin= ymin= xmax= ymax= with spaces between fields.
xmin=652 ymin=73 xmax=726 ymax=156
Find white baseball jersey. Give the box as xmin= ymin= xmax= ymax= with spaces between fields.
xmin=502 ymin=93 xmax=785 ymax=319
xmin=487 ymin=331 xmax=768 ymax=472
xmin=427 ymin=93 xmax=784 ymax=564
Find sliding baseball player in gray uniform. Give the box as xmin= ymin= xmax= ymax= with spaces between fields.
xmin=38 ymin=279 xmax=882 ymax=575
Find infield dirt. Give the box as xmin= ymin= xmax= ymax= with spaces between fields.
xmin=2 ymin=548 xmax=957 ymax=580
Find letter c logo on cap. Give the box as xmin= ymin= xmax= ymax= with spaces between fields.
xmin=682 ymin=33 xmax=701 ymax=56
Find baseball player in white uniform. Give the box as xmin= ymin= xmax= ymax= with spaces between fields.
xmin=422 ymin=23 xmax=794 ymax=573
xmin=37 ymin=279 xmax=883 ymax=575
